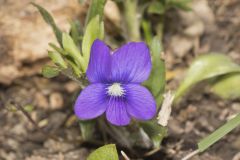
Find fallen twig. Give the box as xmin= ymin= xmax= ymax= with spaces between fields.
xmin=181 ymin=149 xmax=200 ymax=160
xmin=121 ymin=150 xmax=130 ymax=160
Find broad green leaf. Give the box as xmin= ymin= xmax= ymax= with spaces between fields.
xmin=147 ymin=1 xmax=165 ymax=15
xmin=82 ymin=16 xmax=104 ymax=66
xmin=42 ymin=65 xmax=59 ymax=78
xmin=211 ymin=73 xmax=240 ymax=99
xmin=140 ymin=121 xmax=167 ymax=148
xmin=48 ymin=51 xmax=67 ymax=69
xmin=198 ymin=113 xmax=240 ymax=152
xmin=85 ymin=0 xmax=107 ymax=25
xmin=31 ymin=3 xmax=62 ymax=46
xmin=144 ymin=37 xmax=165 ymax=106
xmin=79 ymin=120 xmax=96 ymax=141
xmin=87 ymin=144 xmax=118 ymax=160
xmin=62 ymin=33 xmax=86 ymax=71
xmin=175 ymin=53 xmax=240 ymax=102
xmin=49 ymin=43 xmax=68 ymax=56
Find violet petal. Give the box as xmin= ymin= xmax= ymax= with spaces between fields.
xmin=111 ymin=42 xmax=151 ymax=83
xmin=86 ymin=39 xmax=111 ymax=83
xmin=106 ymin=98 xmax=131 ymax=126
xmin=74 ymin=83 xmax=107 ymax=120
xmin=125 ymin=84 xmax=156 ymax=120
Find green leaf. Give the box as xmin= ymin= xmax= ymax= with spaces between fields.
xmin=49 ymin=43 xmax=68 ymax=56
xmin=62 ymin=33 xmax=86 ymax=71
xmin=85 ymin=0 xmax=107 ymax=25
xmin=66 ymin=59 xmax=82 ymax=77
xmin=23 ymin=104 xmax=34 ymax=112
xmin=147 ymin=1 xmax=165 ymax=15
xmin=167 ymin=0 xmax=192 ymax=11
xmin=82 ymin=15 xmax=104 ymax=66
xmin=79 ymin=120 xmax=96 ymax=141
xmin=175 ymin=53 xmax=240 ymax=102
xmin=48 ymin=51 xmax=67 ymax=68
xmin=112 ymin=0 xmax=123 ymax=2
xmin=87 ymin=144 xmax=118 ymax=160
xmin=78 ymin=0 xmax=87 ymax=4
xmin=42 ymin=65 xmax=59 ymax=78
xmin=144 ymin=37 xmax=165 ymax=106
xmin=141 ymin=19 xmax=153 ymax=45
xmin=211 ymin=73 xmax=240 ymax=99
xmin=70 ymin=20 xmax=82 ymax=46
xmin=140 ymin=121 xmax=167 ymax=148
xmin=198 ymin=113 xmax=240 ymax=152
xmin=31 ymin=3 xmax=62 ymax=46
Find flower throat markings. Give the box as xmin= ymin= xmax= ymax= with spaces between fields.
xmin=107 ymin=83 xmax=125 ymax=97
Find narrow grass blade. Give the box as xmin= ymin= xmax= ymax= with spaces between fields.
xmin=198 ymin=113 xmax=240 ymax=152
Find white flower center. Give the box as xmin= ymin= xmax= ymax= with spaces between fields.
xmin=107 ymin=83 xmax=124 ymax=97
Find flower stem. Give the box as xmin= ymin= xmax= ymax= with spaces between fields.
xmin=124 ymin=0 xmax=141 ymax=41
xmin=61 ymin=69 xmax=86 ymax=88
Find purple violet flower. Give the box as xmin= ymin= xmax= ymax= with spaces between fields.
xmin=74 ymin=39 xmax=157 ymax=126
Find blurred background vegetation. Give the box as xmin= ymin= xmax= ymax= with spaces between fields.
xmin=0 ymin=0 xmax=240 ymax=159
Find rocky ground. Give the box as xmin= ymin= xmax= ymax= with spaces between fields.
xmin=0 ymin=0 xmax=240 ymax=159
